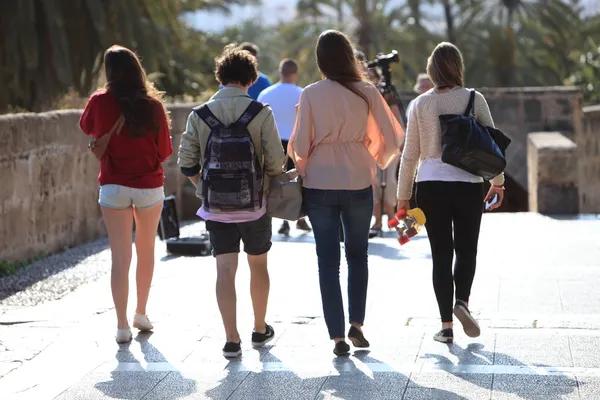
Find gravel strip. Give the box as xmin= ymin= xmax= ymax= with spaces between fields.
xmin=0 ymin=238 xmax=111 ymax=307
xmin=0 ymin=221 xmax=209 ymax=308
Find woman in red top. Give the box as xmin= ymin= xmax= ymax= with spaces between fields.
xmin=80 ymin=45 xmax=173 ymax=344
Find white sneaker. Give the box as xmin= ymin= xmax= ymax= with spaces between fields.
xmin=116 ymin=328 xmax=132 ymax=344
xmin=133 ymin=314 xmax=154 ymax=332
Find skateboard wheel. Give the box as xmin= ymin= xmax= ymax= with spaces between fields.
xmin=395 ymin=209 xmax=407 ymax=218
xmin=399 ymin=235 xmax=409 ymax=245
xmin=388 ymin=219 xmax=400 ymax=228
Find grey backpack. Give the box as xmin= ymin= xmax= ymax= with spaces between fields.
xmin=194 ymin=101 xmax=264 ymax=212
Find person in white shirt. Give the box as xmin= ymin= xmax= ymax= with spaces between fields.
xmin=258 ymin=59 xmax=311 ymax=235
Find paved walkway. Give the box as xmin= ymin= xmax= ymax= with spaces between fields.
xmin=1 ymin=213 xmax=600 ymax=399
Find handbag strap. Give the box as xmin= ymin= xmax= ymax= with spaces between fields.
xmin=104 ymin=114 xmax=125 ymax=141
xmin=463 ymin=89 xmax=476 ymax=117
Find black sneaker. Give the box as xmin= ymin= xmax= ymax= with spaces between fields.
xmin=222 ymin=341 xmax=242 ymax=358
xmin=251 ymin=324 xmax=275 ymax=347
xmin=368 ymin=227 xmax=381 ymax=239
xmin=433 ymin=328 xmax=454 ymax=343
xmin=333 ymin=341 xmax=351 ymax=356
xmin=278 ymin=221 xmax=290 ymax=236
xmin=348 ymin=326 xmax=370 ymax=348
xmin=454 ymin=300 xmax=481 ymax=338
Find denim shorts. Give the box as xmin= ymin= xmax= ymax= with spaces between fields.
xmin=99 ymin=184 xmax=164 ymax=209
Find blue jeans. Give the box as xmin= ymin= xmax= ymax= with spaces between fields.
xmin=303 ymin=186 xmax=374 ymax=339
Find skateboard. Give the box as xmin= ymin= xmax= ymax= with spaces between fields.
xmin=388 ymin=208 xmax=426 ymax=246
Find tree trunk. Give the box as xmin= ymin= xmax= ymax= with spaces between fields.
xmin=355 ymin=0 xmax=372 ymax=54
xmin=442 ymin=0 xmax=456 ymax=44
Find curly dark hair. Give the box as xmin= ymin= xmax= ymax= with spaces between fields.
xmin=215 ymin=44 xmax=258 ymax=87
xmin=104 ymin=45 xmax=169 ymax=138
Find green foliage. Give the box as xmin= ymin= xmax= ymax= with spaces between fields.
xmin=1 ymin=0 xmax=599 ymax=112
xmin=0 ymin=254 xmax=46 ymax=278
xmin=568 ymin=38 xmax=600 ymax=104
xmin=0 ymin=0 xmax=254 ymax=112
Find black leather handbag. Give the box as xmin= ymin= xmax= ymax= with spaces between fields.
xmin=439 ymin=90 xmax=511 ymax=180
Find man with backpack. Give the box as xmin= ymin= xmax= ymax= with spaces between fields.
xmin=178 ymin=45 xmax=285 ymax=358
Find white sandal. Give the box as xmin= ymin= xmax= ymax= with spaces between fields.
xmin=133 ymin=313 xmax=154 ymax=332
xmin=116 ymin=328 xmax=132 ymax=344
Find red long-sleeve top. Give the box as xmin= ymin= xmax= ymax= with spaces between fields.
xmin=80 ymin=90 xmax=173 ymax=189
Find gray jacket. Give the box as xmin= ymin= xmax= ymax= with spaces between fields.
xmin=177 ymin=87 xmax=286 ymax=199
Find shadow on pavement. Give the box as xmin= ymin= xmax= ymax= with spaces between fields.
xmin=422 ymin=343 xmax=578 ymax=399
xmin=207 ymin=346 xmax=469 ymax=399
xmin=94 ymin=332 xmax=197 ymax=399
xmin=324 ymin=351 xmax=468 ymax=400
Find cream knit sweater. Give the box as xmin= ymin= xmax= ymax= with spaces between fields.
xmin=397 ymin=87 xmax=505 ymax=200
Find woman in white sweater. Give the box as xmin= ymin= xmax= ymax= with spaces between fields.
xmin=396 ymin=42 xmax=505 ymax=343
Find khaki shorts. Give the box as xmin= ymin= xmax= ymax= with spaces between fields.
xmin=99 ymin=184 xmax=164 ymax=209
xmin=373 ymin=155 xmax=400 ymax=206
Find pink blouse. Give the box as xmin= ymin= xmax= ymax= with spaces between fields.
xmin=288 ymin=79 xmax=405 ymax=190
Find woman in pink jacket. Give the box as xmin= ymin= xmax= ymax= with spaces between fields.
xmin=288 ymin=30 xmax=405 ymax=356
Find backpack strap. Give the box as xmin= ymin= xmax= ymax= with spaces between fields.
xmin=236 ymin=101 xmax=265 ymax=127
xmin=194 ymin=105 xmax=224 ymax=129
xmin=464 ymin=89 xmax=476 ymax=116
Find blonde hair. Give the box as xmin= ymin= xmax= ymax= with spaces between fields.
xmin=426 ymin=42 xmax=464 ymax=88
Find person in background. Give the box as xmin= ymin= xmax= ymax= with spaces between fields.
xmin=288 ymin=30 xmax=405 ymax=356
xmin=355 ymin=51 xmax=404 ymax=237
xmin=258 ymin=58 xmax=311 ymax=235
xmin=396 ymin=42 xmax=505 ymax=344
xmin=80 ymin=45 xmax=173 ymax=344
xmin=178 ymin=45 xmax=285 ymax=358
xmin=239 ymin=42 xmax=271 ymax=100
xmin=406 ymin=73 xmax=434 ymax=117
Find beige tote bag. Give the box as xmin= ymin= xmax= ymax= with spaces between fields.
xmin=267 ymin=157 xmax=305 ymax=221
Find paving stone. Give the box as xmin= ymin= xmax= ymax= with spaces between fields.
xmin=494 ymin=334 xmax=573 ymax=367
xmin=492 ymin=374 xmax=579 ymax=398
xmin=578 ymin=377 xmax=600 ymax=400
xmin=1 ymin=214 xmax=600 ymax=400
xmin=316 ymin=371 xmax=408 ymax=400
xmin=54 ymin=371 xmax=168 ymax=400
xmin=143 ymin=371 xmax=249 ymax=400
xmin=228 ymin=371 xmax=327 ymax=400
xmin=408 ymin=372 xmax=492 ymax=397
xmin=569 ymin=336 xmax=600 ymax=368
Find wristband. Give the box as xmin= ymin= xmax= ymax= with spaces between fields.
xmin=491 ymin=185 xmax=505 ymax=191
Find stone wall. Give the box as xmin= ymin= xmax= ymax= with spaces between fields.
xmin=579 ymin=106 xmax=600 ymax=213
xmin=527 ymin=132 xmax=579 ymax=214
xmin=0 ymin=86 xmax=587 ymax=261
xmin=0 ymin=105 xmax=195 ymax=262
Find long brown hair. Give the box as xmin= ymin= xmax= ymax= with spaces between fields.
xmin=426 ymin=42 xmax=465 ymax=88
xmin=104 ymin=45 xmax=169 ymax=137
xmin=315 ymin=30 xmax=370 ymax=108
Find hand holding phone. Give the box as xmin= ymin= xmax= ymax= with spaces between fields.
xmin=485 ymin=194 xmax=499 ymax=211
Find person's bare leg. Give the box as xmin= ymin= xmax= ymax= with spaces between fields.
xmin=133 ymin=201 xmax=163 ymax=316
xmin=216 ymin=253 xmax=240 ymax=342
xmin=101 ymin=206 xmax=134 ymax=329
xmin=248 ymin=252 xmax=269 ymax=333
xmin=372 ymin=201 xmax=383 ymax=229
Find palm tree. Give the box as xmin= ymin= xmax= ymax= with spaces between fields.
xmin=0 ymin=0 xmax=252 ymax=112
